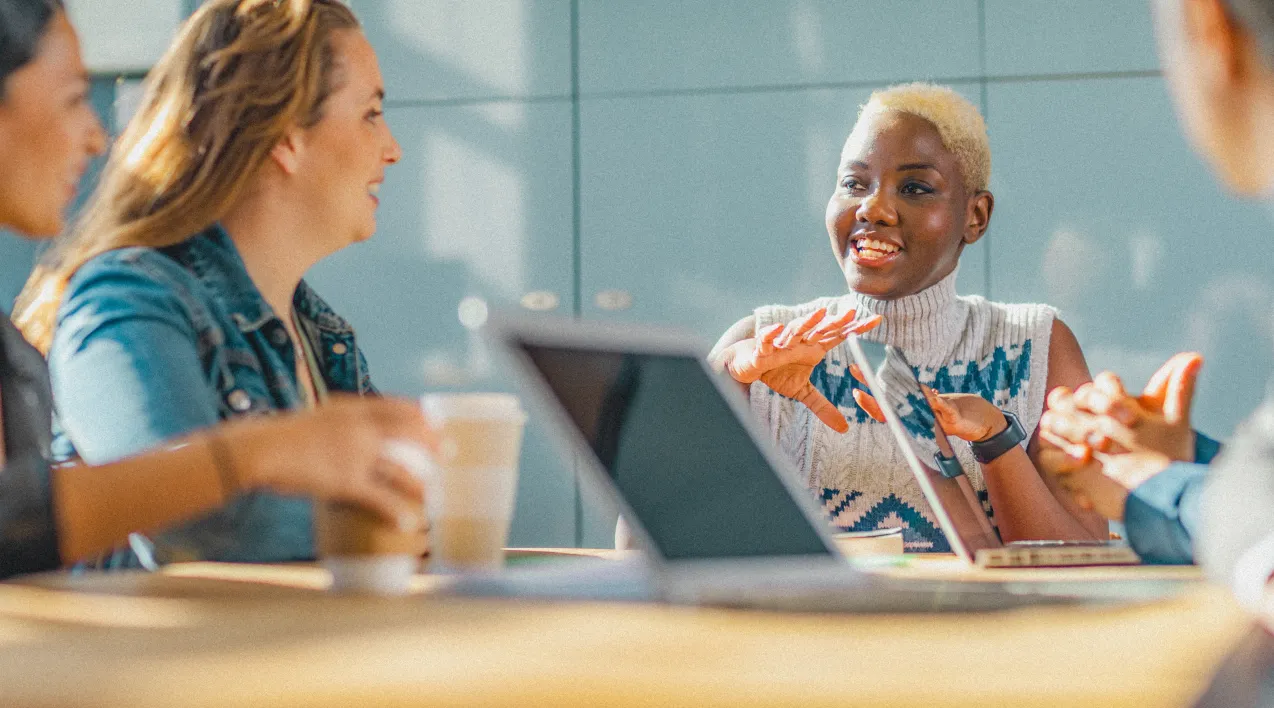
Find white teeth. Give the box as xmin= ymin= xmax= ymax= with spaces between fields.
xmin=368 ymin=183 xmax=381 ymax=195
xmin=855 ymin=238 xmax=898 ymax=255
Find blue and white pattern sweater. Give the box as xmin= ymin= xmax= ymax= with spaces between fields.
xmin=748 ymin=270 xmax=1056 ymax=552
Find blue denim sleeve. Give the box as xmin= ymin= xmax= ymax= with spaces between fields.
xmin=1195 ymin=431 xmax=1222 ymax=465
xmin=1123 ymin=462 xmax=1208 ymax=564
xmin=49 ymin=256 xmax=221 ymax=464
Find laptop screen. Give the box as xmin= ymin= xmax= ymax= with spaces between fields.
xmin=516 ymin=341 xmax=833 ymax=560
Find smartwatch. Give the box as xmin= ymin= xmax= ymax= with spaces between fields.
xmin=969 ymin=410 xmax=1026 ymax=464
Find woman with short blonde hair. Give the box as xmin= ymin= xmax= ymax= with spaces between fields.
xmin=713 ymin=83 xmax=1108 ymax=551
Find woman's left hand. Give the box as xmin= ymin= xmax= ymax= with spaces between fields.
xmin=849 ymin=366 xmax=1005 ymax=442
xmin=921 ymin=386 xmax=1008 ymax=442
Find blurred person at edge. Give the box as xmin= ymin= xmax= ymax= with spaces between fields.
xmin=1038 ymin=0 xmax=1274 ymax=607
xmin=0 ymin=0 xmax=433 ymax=577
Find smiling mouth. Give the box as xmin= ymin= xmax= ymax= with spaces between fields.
xmin=849 ymin=236 xmax=902 ymax=264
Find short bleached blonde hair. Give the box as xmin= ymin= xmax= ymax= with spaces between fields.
xmin=850 ymin=82 xmax=991 ymax=192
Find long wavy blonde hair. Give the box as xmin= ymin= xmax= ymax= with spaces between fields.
xmin=14 ymin=0 xmax=358 ymax=352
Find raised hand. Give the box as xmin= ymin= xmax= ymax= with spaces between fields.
xmin=722 ymin=307 xmax=881 ymax=432
xmin=1041 ymin=353 xmax=1202 ymax=462
xmin=1035 ymin=355 xmax=1200 ymax=522
xmin=921 ymin=385 xmax=1009 ymax=442
xmin=847 ymin=367 xmax=1006 ymax=443
xmin=1036 ymin=436 xmax=1158 ymax=521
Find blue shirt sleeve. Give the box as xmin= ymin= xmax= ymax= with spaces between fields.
xmin=1123 ymin=462 xmax=1209 ymax=564
xmin=49 ymin=257 xmax=221 ymax=464
xmin=1195 ymin=431 xmax=1222 ymax=465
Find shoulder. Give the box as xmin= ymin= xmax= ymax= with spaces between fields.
xmin=964 ymin=299 xmax=1090 ymax=393
xmin=954 ymin=295 xmax=1059 ymax=358
xmin=64 ymin=247 xmax=199 ymax=304
xmin=960 ymin=295 xmax=1057 ymax=334
xmin=953 ymin=295 xmax=1070 ymax=387
xmin=968 ymin=297 xmax=1087 ymax=387
xmin=55 ymin=248 xmax=204 ymax=354
xmin=1044 ymin=317 xmax=1090 ymax=391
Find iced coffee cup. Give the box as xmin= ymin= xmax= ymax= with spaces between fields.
xmin=421 ymin=393 xmax=526 ymax=574
xmin=316 ymin=441 xmax=431 ymax=595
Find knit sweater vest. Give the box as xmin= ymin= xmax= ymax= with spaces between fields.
xmin=748 ymin=270 xmax=1056 ymax=552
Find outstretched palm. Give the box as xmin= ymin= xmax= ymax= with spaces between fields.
xmin=725 ymin=307 xmax=881 ymax=432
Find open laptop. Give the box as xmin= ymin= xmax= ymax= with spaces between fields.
xmin=844 ymin=337 xmax=1140 ymax=568
xmin=468 ymin=314 xmax=1163 ymax=611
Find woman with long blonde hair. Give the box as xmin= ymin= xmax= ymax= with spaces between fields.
xmin=14 ymin=0 xmax=410 ymax=566
xmin=0 ymin=0 xmax=430 ymax=578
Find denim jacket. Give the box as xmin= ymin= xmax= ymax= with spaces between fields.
xmin=49 ymin=224 xmax=374 ymax=567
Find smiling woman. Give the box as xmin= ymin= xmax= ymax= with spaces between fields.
xmin=710 ymin=83 xmax=1107 ymax=552
xmin=0 ymin=0 xmax=433 ymax=580
xmin=10 ymin=0 xmax=409 ymax=568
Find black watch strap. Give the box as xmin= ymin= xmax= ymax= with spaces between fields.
xmin=933 ymin=452 xmax=966 ymax=479
xmin=969 ymin=410 xmax=1026 ymax=464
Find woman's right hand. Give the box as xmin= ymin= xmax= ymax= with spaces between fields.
xmin=721 ymin=307 xmax=881 ymax=432
xmin=218 ymin=395 xmax=436 ymax=531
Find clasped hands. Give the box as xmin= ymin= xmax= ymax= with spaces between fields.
xmin=1037 ymin=353 xmax=1203 ymax=519
xmin=718 ymin=308 xmax=1010 ymax=442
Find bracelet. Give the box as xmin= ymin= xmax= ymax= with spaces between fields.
xmin=206 ymin=433 xmax=240 ymax=500
xmin=968 ymin=410 xmax=1027 ymax=464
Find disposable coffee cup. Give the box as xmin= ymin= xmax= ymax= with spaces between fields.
xmin=316 ymin=440 xmax=432 ymax=595
xmin=420 ymin=393 xmax=527 ymax=574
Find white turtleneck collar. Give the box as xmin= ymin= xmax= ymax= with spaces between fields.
xmin=832 ymin=267 xmax=969 ymax=364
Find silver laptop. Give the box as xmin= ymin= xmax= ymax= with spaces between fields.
xmin=844 ymin=337 xmax=1140 ymax=568
xmin=464 ymin=313 xmax=1156 ymax=611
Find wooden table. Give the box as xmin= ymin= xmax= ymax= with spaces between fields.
xmin=0 ymin=552 xmax=1253 ymax=708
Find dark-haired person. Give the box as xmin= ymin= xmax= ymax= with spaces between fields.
xmin=711 ymin=83 xmax=1107 ymax=552
xmin=1039 ymin=0 xmax=1274 ymax=606
xmin=0 ymin=0 xmax=432 ymax=578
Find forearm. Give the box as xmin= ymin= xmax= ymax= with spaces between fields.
xmin=51 ymin=434 xmax=231 ymax=563
xmin=982 ymin=447 xmax=1103 ymax=542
